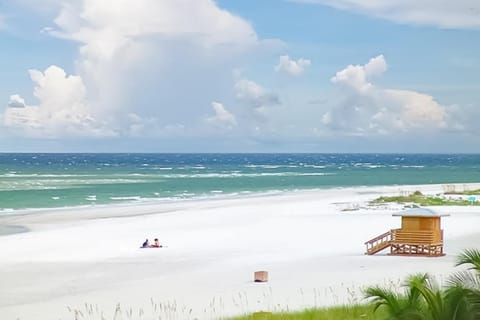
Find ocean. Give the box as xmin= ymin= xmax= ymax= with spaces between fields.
xmin=1 ymin=153 xmax=480 ymax=212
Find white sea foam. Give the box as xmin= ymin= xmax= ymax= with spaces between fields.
xmin=152 ymin=172 xmax=335 ymax=179
xmin=1 ymin=173 xmax=93 ymax=178
xmin=0 ymin=185 xmax=59 ymax=191
xmin=110 ymin=196 xmax=141 ymax=201
xmin=303 ymin=165 xmax=326 ymax=168
xmin=244 ymin=164 xmax=288 ymax=169
xmin=179 ymin=193 xmax=196 ymax=197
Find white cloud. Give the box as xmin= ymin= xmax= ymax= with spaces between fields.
xmin=235 ymin=79 xmax=280 ymax=108
xmin=52 ymin=0 xmax=259 ymax=117
xmin=291 ymin=0 xmax=480 ymax=29
xmin=275 ymin=55 xmax=311 ymax=75
xmin=7 ymin=95 xmax=27 ymax=108
xmin=383 ymin=89 xmax=446 ymax=126
xmin=3 ymin=0 xmax=266 ymax=138
xmin=331 ymin=54 xmax=386 ymax=93
xmin=125 ymin=113 xmax=162 ymax=137
xmin=47 ymin=1 xmax=260 ymax=112
xmin=2 ymin=66 xmax=115 ymax=138
xmin=53 ymin=0 xmax=258 ymax=49
xmin=325 ymin=55 xmax=448 ymax=135
xmin=206 ymin=102 xmax=237 ymax=128
xmin=50 ymin=0 xmax=258 ymax=81
xmin=234 ymin=78 xmax=281 ymax=122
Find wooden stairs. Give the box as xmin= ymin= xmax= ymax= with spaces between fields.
xmin=365 ymin=230 xmax=392 ymax=255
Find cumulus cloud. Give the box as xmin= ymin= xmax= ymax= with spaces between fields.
xmin=275 ymin=55 xmax=311 ymax=75
xmin=50 ymin=0 xmax=258 ymax=98
xmin=383 ymin=89 xmax=446 ymax=126
xmin=52 ymin=0 xmax=257 ymax=53
xmin=232 ymin=78 xmax=281 ymax=123
xmin=205 ymin=102 xmax=237 ymax=128
xmin=8 ymin=95 xmax=27 ymax=108
xmin=324 ymin=55 xmax=447 ymax=135
xmin=2 ymin=66 xmax=115 ymax=137
xmin=291 ymin=0 xmax=480 ymax=29
xmin=331 ymin=55 xmax=386 ymax=93
xmin=3 ymin=0 xmax=262 ymax=139
xmin=235 ymin=79 xmax=280 ymax=108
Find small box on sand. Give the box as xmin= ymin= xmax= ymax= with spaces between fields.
xmin=254 ymin=271 xmax=268 ymax=282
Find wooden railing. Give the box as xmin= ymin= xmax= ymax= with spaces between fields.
xmin=365 ymin=230 xmax=392 ymax=255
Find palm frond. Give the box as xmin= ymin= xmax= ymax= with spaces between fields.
xmin=407 ymin=273 xmax=444 ymax=320
xmin=455 ymin=249 xmax=480 ymax=272
xmin=365 ymin=286 xmax=402 ymax=313
xmin=466 ymin=290 xmax=480 ymax=320
xmin=444 ymin=285 xmax=474 ymax=320
xmin=404 ymin=274 xmax=428 ymax=308
xmin=447 ymin=271 xmax=480 ymax=291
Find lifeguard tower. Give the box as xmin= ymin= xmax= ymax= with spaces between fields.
xmin=365 ymin=208 xmax=449 ymax=257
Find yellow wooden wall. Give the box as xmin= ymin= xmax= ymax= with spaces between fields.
xmin=401 ymin=217 xmax=442 ymax=242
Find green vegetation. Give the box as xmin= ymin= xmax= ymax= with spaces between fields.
xmin=365 ymin=248 xmax=480 ymax=320
xmin=234 ymin=249 xmax=480 ymax=320
xmin=370 ymin=191 xmax=480 ymax=206
xmin=230 ymin=304 xmax=385 ymax=320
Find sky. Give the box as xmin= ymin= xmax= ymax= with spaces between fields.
xmin=0 ymin=0 xmax=479 ymax=153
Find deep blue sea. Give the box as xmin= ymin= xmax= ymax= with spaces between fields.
xmin=1 ymin=153 xmax=480 ymax=212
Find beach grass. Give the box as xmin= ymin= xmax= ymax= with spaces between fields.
xmin=230 ymin=304 xmax=385 ymax=320
xmin=370 ymin=191 xmax=480 ymax=206
xmin=233 ymin=249 xmax=480 ymax=320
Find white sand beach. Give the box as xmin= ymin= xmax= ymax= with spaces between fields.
xmin=1 ymin=184 xmax=480 ymax=320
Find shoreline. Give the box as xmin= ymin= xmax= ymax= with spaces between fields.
xmin=0 ymin=183 xmax=479 ymax=319
xmin=3 ymin=180 xmax=480 ymax=214
xmin=0 ymin=224 xmax=29 ymax=236
xmin=2 ymin=181 xmax=479 ymax=219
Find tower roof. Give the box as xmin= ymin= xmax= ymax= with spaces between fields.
xmin=392 ymin=207 xmax=450 ymax=217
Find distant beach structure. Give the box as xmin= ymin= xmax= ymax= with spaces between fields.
xmin=469 ymin=195 xmax=477 ymax=204
xmin=365 ymin=208 xmax=449 ymax=257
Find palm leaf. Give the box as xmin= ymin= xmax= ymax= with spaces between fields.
xmin=448 ymin=271 xmax=480 ymax=290
xmin=406 ymin=273 xmax=445 ymax=320
xmin=443 ymin=284 xmax=474 ymax=320
xmin=456 ymin=249 xmax=480 ymax=272
xmin=365 ymin=286 xmax=402 ymax=313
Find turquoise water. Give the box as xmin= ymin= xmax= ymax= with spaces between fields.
xmin=1 ymin=153 xmax=480 ymax=212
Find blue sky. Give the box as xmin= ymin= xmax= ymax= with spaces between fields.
xmin=1 ymin=0 xmax=479 ymax=152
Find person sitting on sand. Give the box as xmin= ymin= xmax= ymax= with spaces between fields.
xmin=142 ymin=239 xmax=149 ymax=248
xmin=152 ymin=238 xmax=162 ymax=248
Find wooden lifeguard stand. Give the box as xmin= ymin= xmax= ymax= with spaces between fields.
xmin=365 ymin=208 xmax=449 ymax=257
